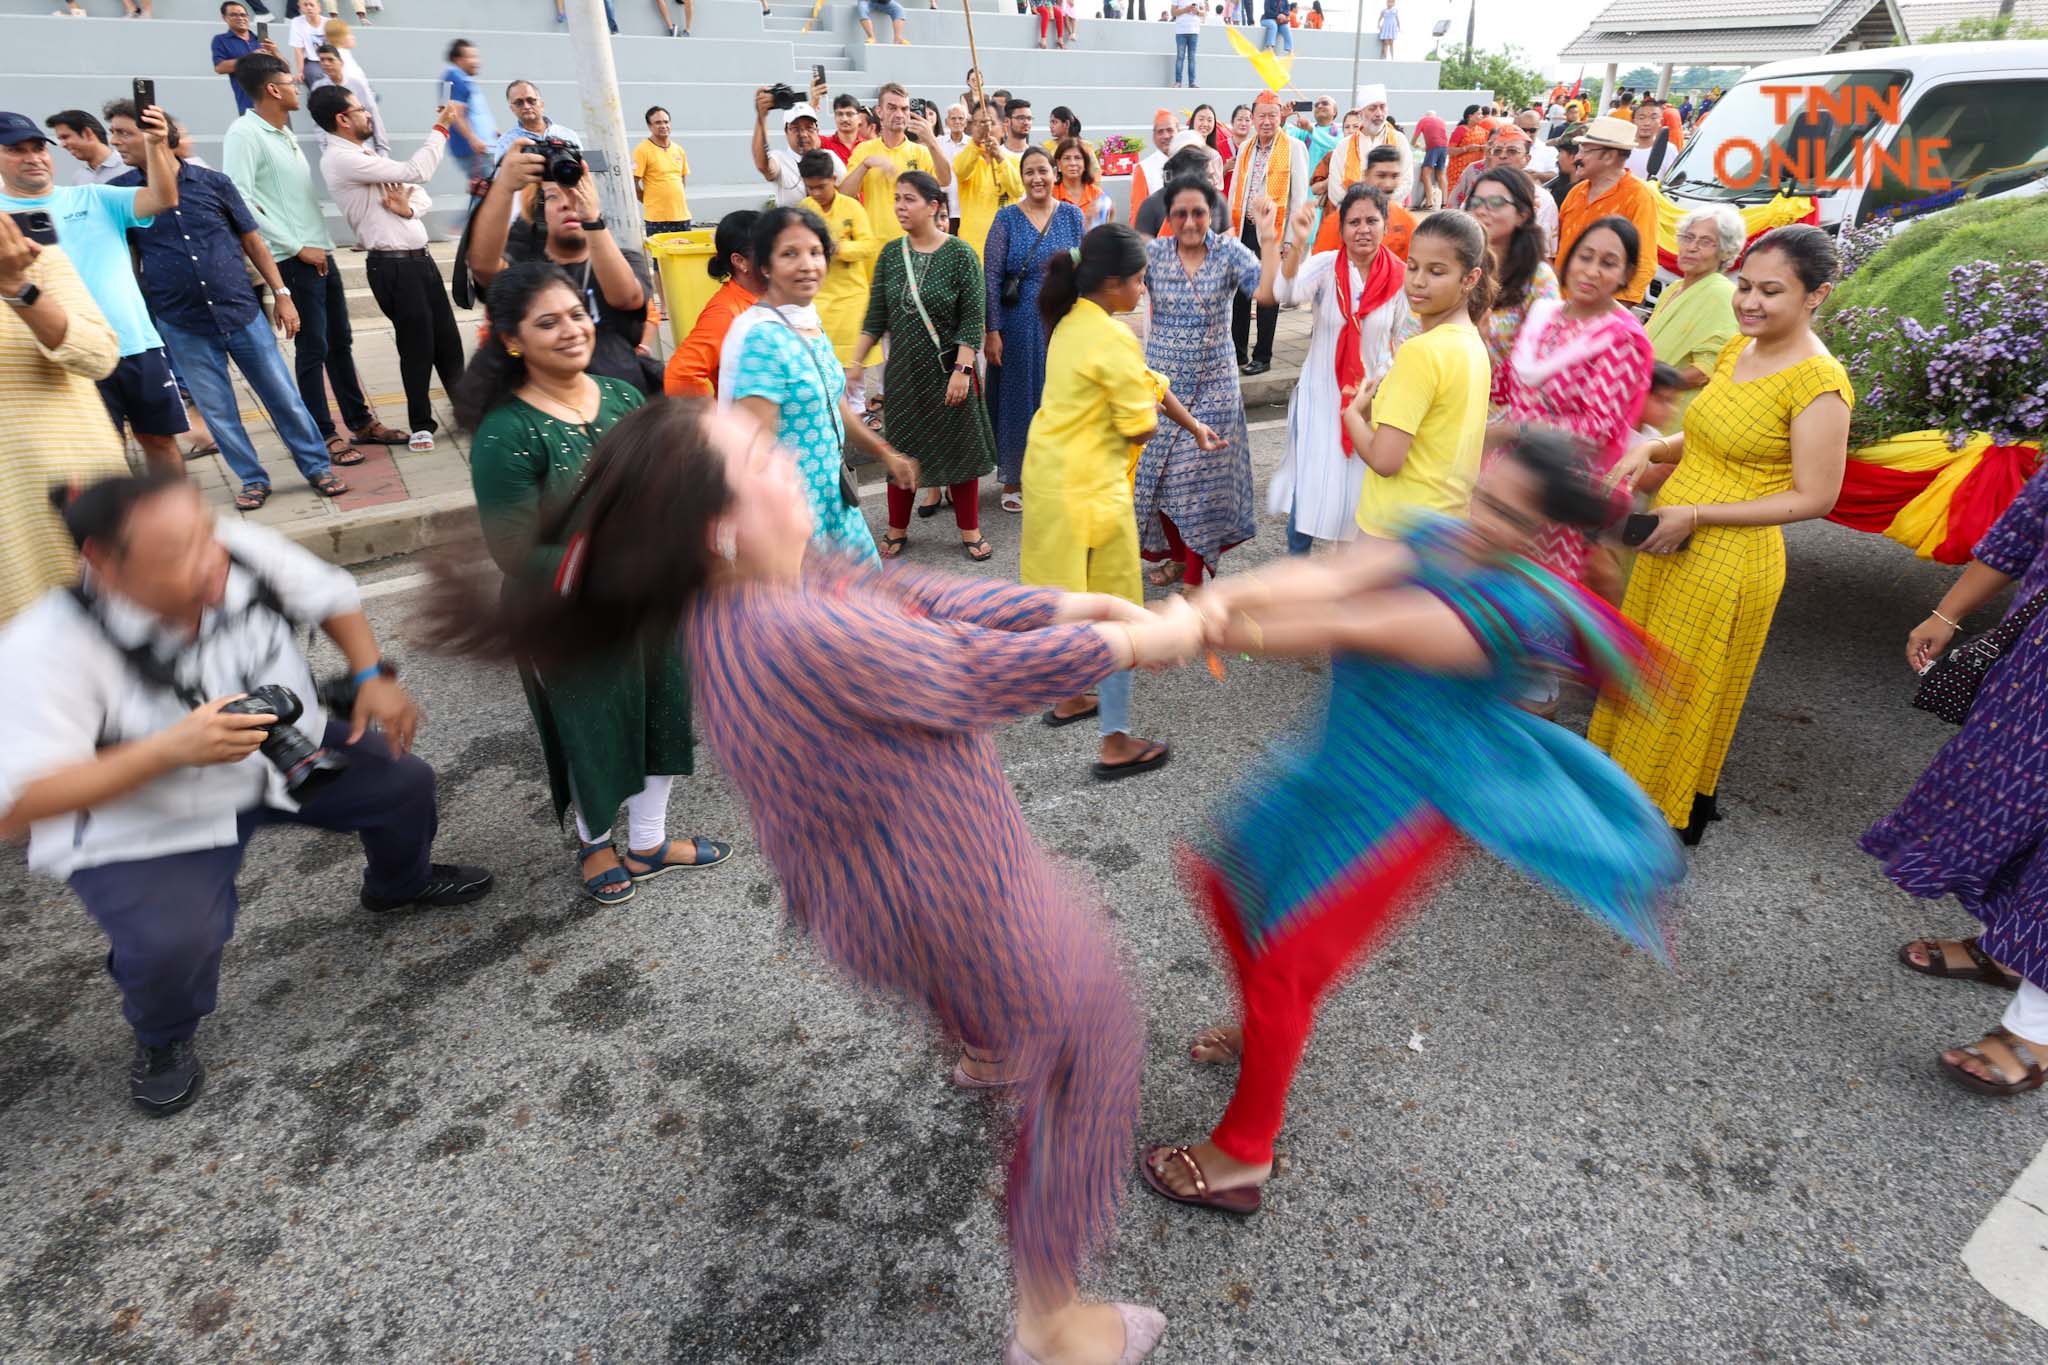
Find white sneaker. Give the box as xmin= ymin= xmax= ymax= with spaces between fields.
xmin=407 ymin=430 xmax=435 ymax=452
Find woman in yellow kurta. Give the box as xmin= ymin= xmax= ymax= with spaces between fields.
xmin=1590 ymin=226 xmax=1852 ymax=845
xmin=1024 ymin=223 xmax=1225 ymax=779
xmin=796 ymin=152 xmax=881 ymax=365
xmin=951 ymin=107 xmax=1025 ymax=260
xmin=0 ymin=235 xmax=125 ymax=624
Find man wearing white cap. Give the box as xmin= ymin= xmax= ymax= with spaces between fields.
xmin=1351 ymin=83 xmax=1411 ymax=202
xmin=1306 ymin=82 xmax=1410 ymax=248
xmin=1124 ymin=108 xmax=1180 ymax=226
xmin=753 ymin=91 xmax=845 ymax=209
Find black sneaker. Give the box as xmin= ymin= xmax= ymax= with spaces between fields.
xmin=360 ymin=863 xmax=495 ymax=914
xmin=131 ymin=1039 xmax=204 ymax=1117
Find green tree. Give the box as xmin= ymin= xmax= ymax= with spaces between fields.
xmin=1914 ymin=15 xmax=2048 ymax=41
xmin=1619 ymin=66 xmax=1658 ymax=91
xmin=1432 ymin=45 xmax=1548 ymax=110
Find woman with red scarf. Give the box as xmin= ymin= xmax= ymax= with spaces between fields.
xmin=1256 ymin=185 xmax=1410 ymax=554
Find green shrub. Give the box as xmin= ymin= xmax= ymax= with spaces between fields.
xmin=1821 ymin=194 xmax=2048 ymax=331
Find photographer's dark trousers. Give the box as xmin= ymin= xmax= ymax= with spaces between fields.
xmin=277 ymin=258 xmax=374 ymax=441
xmin=1233 ymin=214 xmax=1278 ymax=366
xmin=67 ymin=725 xmax=437 ymax=1048
xmin=364 ymin=250 xmax=466 ymax=435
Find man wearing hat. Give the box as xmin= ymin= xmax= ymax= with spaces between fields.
xmin=1228 ymin=91 xmax=1308 ymax=374
xmin=1124 ymin=109 xmax=1180 ymax=227
xmin=753 ymin=89 xmax=844 ymax=210
xmin=1547 ymin=126 xmax=1582 ymax=211
xmin=1553 ymin=113 xmax=1659 ymax=304
xmin=1305 ymin=84 xmax=1410 ymax=252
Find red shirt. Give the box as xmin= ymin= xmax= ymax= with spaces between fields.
xmin=820 ymin=134 xmax=856 ymax=162
xmin=1414 ymin=114 xmax=1448 ymax=149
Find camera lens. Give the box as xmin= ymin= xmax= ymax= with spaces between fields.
xmin=223 ymin=684 xmax=351 ymax=799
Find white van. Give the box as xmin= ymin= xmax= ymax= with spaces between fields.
xmin=1657 ymin=41 xmax=2048 ymax=234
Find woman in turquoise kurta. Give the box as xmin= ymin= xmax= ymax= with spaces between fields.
xmin=458 ymin=263 xmax=730 ymax=903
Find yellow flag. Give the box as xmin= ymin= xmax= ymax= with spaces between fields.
xmin=1224 ymin=24 xmax=1295 ymax=95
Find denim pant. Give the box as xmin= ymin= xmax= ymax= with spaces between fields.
xmin=1099 ymin=669 xmax=1132 ymax=737
xmin=1260 ymin=17 xmax=1292 ymax=50
xmin=67 ymin=723 xmax=439 ymax=1047
xmin=157 ymin=314 xmax=333 ymax=488
xmin=1175 ymin=32 xmax=1198 ymax=83
xmin=277 ymin=257 xmax=374 ymax=440
xmin=1286 ymin=496 xmax=1315 ymax=555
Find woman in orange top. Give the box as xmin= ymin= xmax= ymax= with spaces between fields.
xmin=1304 ymin=0 xmax=1324 ymax=25
xmin=1445 ymin=105 xmax=1488 ymax=191
xmin=1052 ymin=137 xmax=1114 ymax=228
xmin=663 ymin=211 xmax=765 ymax=399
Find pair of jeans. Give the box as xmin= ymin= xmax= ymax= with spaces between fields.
xmin=364 ymin=252 xmax=466 ymax=434
xmin=1262 ymin=17 xmax=1292 ymax=50
xmin=276 ymin=257 xmax=373 ymax=440
xmin=1098 ymin=668 xmax=1132 ymax=738
xmin=1232 ymin=214 xmax=1278 ymax=365
xmin=1174 ymin=32 xmax=1198 ymax=83
xmin=1285 ymin=495 xmax=1314 ymax=555
xmin=156 ymin=314 xmax=333 ymax=488
xmin=67 ymin=723 xmax=440 ymax=1047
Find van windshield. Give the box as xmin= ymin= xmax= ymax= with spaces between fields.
xmin=1662 ymin=70 xmax=1911 ymax=201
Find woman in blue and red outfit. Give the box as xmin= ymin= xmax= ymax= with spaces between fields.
xmin=1870 ymin=466 xmax=2048 ymax=1098
xmin=1139 ymin=430 xmax=1686 ymax=1213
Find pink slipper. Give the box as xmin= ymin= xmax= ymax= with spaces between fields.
xmin=1004 ymin=1304 xmax=1166 ymax=1364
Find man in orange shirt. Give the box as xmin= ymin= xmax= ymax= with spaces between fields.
xmin=1554 ymin=115 xmax=1659 ymax=305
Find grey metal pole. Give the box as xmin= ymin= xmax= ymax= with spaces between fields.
xmin=1351 ymin=0 xmax=1366 ymax=103
xmin=564 ymin=0 xmax=644 ymax=253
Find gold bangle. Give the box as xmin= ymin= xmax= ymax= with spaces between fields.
xmin=1690 ymin=504 xmax=1701 ymax=533
xmin=1120 ymin=621 xmax=1143 ymax=668
xmin=1236 ymin=610 xmax=1265 ymax=652
xmin=1931 ymin=607 xmax=1962 ymax=631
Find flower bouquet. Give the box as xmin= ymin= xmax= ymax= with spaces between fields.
xmin=1098 ymin=134 xmax=1140 ymax=178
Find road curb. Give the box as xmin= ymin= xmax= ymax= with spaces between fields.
xmin=282 ymin=490 xmax=480 ymax=568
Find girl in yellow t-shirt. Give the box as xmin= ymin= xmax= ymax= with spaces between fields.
xmin=1342 ymin=210 xmax=1494 ymax=540
xmin=1023 ymin=223 xmax=1224 ymax=780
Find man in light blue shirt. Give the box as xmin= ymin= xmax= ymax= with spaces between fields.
xmin=495 ymin=80 xmax=581 ymax=162
xmin=0 ymin=108 xmax=190 ymax=471
xmin=441 ymin=38 xmax=499 ymax=184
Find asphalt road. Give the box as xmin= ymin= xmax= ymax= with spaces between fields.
xmin=3 ymin=421 xmax=2044 ymax=1364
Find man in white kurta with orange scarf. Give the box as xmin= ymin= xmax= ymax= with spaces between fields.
xmin=1229 ymin=90 xmax=1308 ymax=374
xmin=1124 ymin=109 xmax=1179 ymax=226
xmin=1308 ymin=83 xmax=1415 ymax=252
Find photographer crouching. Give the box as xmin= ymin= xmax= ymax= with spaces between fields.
xmin=0 ymin=474 xmax=493 ymax=1117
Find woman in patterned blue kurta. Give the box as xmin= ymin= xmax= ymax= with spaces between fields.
xmin=731 ymin=207 xmax=917 ymax=563
xmin=1135 ymin=179 xmax=1263 ymax=587
xmin=1867 ymin=466 xmax=2048 ymax=1096
xmin=985 ymin=157 xmax=1086 ymax=501
xmin=1139 ymin=433 xmax=1685 ymax=1215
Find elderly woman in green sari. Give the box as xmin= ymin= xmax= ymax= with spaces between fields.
xmin=1642 ymin=204 xmax=1744 ymax=432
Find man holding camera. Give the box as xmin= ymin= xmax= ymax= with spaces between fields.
xmin=309 ymin=86 xmax=469 ymax=452
xmin=752 ymin=83 xmax=842 ymax=211
xmin=838 ymin=82 xmax=950 ymax=243
xmin=0 ymin=473 xmax=493 ymax=1117
xmin=467 ymin=135 xmax=655 ymax=393
xmin=495 ymin=80 xmax=580 ymax=163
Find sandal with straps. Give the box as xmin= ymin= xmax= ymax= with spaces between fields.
xmin=577 ymin=839 xmax=635 ymax=905
xmin=621 ymin=837 xmax=732 ymax=883
xmin=1139 ymin=1143 xmax=1262 ymax=1215
xmin=1898 ymin=936 xmax=2022 ymax=990
xmin=1940 ymin=1029 xmax=2047 ymax=1097
xmin=961 ymin=534 xmax=993 ymax=562
xmin=880 ymin=530 xmax=909 ymax=559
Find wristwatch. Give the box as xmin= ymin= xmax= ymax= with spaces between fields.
xmin=953 ymin=362 xmax=974 ymax=375
xmin=274 ymin=286 xmax=292 ymax=298
xmin=580 ymin=217 xmax=609 ymax=232
xmin=1 ymin=282 xmax=41 ymax=308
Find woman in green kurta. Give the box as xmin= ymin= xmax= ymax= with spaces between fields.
xmin=457 ymin=263 xmax=730 ymax=904
xmin=851 ymin=171 xmax=999 ymax=561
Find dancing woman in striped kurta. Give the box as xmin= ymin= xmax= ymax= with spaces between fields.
xmin=428 ymin=398 xmax=1203 ymax=1365
xmin=1139 ymin=432 xmax=1686 ymax=1215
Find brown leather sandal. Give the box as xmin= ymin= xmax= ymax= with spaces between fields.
xmin=1940 ymin=1030 xmax=2046 ymax=1097
xmin=1898 ymin=937 xmax=2021 ymax=990
xmin=1139 ymin=1144 xmax=1262 ymax=1215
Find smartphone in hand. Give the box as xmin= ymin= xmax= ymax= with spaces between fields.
xmin=9 ymin=210 xmax=56 ymax=246
xmin=256 ymin=19 xmax=269 ymax=42
xmin=132 ymin=78 xmax=157 ymax=125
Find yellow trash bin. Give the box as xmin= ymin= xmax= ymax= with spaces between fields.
xmin=647 ymin=228 xmax=720 ymax=350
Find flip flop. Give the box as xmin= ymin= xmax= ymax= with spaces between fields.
xmin=1041 ymin=699 xmax=1099 ymax=728
xmin=880 ymin=531 xmax=908 ymax=559
xmin=1139 ymin=1144 xmax=1262 ymax=1215
xmin=1094 ymin=740 xmax=1171 ymax=781
xmin=961 ymin=534 xmax=994 ymax=562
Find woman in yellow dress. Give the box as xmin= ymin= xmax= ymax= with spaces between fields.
xmin=1590 ymin=225 xmax=1852 ymax=846
xmin=1023 ymin=223 xmax=1225 ymax=780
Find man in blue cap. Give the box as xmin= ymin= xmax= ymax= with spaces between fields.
xmin=0 ymin=107 xmax=190 ymax=473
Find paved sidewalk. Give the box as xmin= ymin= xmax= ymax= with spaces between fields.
xmin=177 ymin=241 xmax=1315 ymax=566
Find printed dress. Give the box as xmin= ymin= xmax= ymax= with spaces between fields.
xmin=1481 ymin=262 xmax=1560 ymax=414
xmin=862 ymin=235 xmax=997 ymax=490
xmin=469 ymin=379 xmax=696 ymax=825
xmin=686 ymin=562 xmax=1141 ymax=1292
xmin=1863 ymin=469 xmax=2048 ymax=994
xmin=1588 ymin=337 xmax=1853 ymax=828
xmin=1135 ymin=233 xmax=1261 ymax=572
xmin=732 ymin=318 xmax=879 ymax=562
xmin=985 ymin=201 xmax=1087 ymax=485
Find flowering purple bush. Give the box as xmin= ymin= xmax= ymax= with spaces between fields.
xmin=1833 ymin=219 xmax=1894 ymax=281
xmin=1824 ymin=259 xmax=2048 ymax=448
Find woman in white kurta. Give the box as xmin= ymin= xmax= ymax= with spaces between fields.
xmin=1257 ymin=188 xmax=1410 ymax=552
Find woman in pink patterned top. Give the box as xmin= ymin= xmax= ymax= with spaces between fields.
xmin=1492 ymin=215 xmax=1654 ymax=591
xmin=431 ymin=398 xmax=1201 ymax=1365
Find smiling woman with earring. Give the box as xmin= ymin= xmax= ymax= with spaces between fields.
xmin=456 ymin=263 xmax=729 ymax=904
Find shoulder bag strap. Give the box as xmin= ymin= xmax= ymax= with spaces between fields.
xmin=898 ymin=237 xmax=945 ymax=353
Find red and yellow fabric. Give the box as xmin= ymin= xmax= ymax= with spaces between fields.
xmin=1648 ymin=184 xmax=1816 ymax=275
xmin=1828 ymin=432 xmax=2044 ymax=564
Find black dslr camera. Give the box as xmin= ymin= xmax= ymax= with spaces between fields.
xmin=529 ymin=136 xmax=586 ymax=186
xmin=766 ymin=82 xmax=803 ymax=112
xmin=218 ymin=685 xmax=350 ymax=799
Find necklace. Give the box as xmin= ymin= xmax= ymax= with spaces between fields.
xmin=522 ymin=375 xmax=599 ymax=426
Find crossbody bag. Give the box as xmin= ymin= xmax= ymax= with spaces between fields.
xmin=750 ymin=304 xmax=861 ymax=507
xmin=1912 ymin=589 xmax=2048 ymax=725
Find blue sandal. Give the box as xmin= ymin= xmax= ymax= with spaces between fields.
xmin=578 ymin=838 xmax=636 ymax=904
xmin=622 ymin=837 xmax=733 ymax=882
